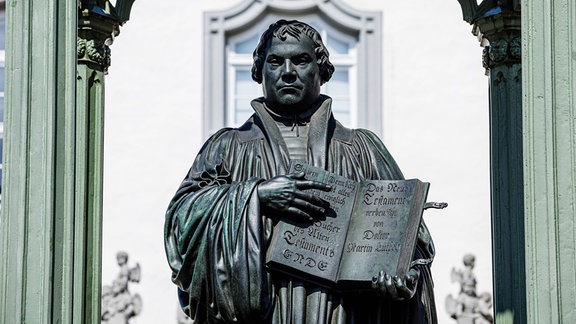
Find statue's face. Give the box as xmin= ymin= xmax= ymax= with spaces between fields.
xmin=117 ymin=255 xmax=127 ymax=265
xmin=262 ymin=34 xmax=321 ymax=114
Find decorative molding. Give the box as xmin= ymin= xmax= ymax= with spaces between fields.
xmin=482 ymin=36 xmax=521 ymax=70
xmin=523 ymin=0 xmax=576 ymax=322
xmin=77 ymin=0 xmax=134 ymax=73
xmin=457 ymin=0 xmax=520 ymax=25
xmin=458 ymin=1 xmax=520 ymax=73
xmin=77 ymin=37 xmax=111 ymax=69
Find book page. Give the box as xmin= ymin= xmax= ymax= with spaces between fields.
xmin=265 ymin=162 xmax=358 ymax=284
xmin=337 ymin=179 xmax=429 ymax=283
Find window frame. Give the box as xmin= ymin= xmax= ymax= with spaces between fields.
xmin=203 ymin=0 xmax=382 ymax=138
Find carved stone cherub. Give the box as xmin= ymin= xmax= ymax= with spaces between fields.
xmin=446 ymin=254 xmax=493 ymax=324
xmin=101 ymin=251 xmax=142 ymax=324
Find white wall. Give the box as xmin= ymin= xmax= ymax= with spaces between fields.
xmin=375 ymin=2 xmax=494 ymax=322
xmin=103 ymin=1 xmax=492 ymax=323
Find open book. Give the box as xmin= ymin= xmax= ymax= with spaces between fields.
xmin=265 ymin=162 xmax=429 ymax=290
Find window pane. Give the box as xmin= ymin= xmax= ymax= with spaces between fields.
xmin=332 ymin=99 xmax=350 ymax=125
xmin=235 ymin=70 xmax=260 ymax=95
xmin=323 ymin=69 xmax=350 ymax=126
xmin=235 ymin=70 xmax=252 ymax=93
xmin=234 ymin=33 xmax=260 ymax=54
xmin=0 ymin=10 xmax=5 ymax=50
xmin=0 ymin=67 xmax=4 ymax=92
xmin=327 ymin=34 xmax=349 ymax=54
xmin=325 ymin=70 xmax=348 ymax=96
xmin=234 ymin=69 xmax=261 ymax=125
xmin=235 ymin=99 xmax=253 ymax=124
xmin=0 ymin=95 xmax=4 ymax=121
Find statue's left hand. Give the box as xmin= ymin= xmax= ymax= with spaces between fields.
xmin=371 ymin=267 xmax=420 ymax=301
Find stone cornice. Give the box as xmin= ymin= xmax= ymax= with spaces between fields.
xmin=458 ymin=0 xmax=521 ymax=71
xmin=77 ymin=0 xmax=134 ymax=73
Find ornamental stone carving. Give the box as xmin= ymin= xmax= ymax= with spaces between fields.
xmin=488 ymin=39 xmax=508 ymax=63
xmin=481 ymin=37 xmax=521 ymax=71
xmin=445 ymin=254 xmax=493 ymax=324
xmin=101 ymin=251 xmax=142 ymax=324
xmin=77 ymin=37 xmax=112 ymax=69
xmin=509 ymin=36 xmax=521 ymax=60
xmin=77 ymin=0 xmax=134 ymax=73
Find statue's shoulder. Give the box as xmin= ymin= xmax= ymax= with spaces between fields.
xmin=207 ymin=115 xmax=264 ymax=145
xmin=332 ymin=121 xmax=383 ymax=145
xmin=333 ymin=123 xmax=396 ymax=164
xmin=332 ymin=120 xmax=354 ymax=143
xmin=352 ymin=127 xmax=382 ymax=140
xmin=352 ymin=128 xmax=390 ymax=154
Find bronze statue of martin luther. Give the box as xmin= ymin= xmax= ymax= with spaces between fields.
xmin=165 ymin=19 xmax=437 ymax=324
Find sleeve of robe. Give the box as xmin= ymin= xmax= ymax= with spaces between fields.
xmin=164 ymin=129 xmax=270 ymax=323
xmin=354 ymin=128 xmax=438 ymax=324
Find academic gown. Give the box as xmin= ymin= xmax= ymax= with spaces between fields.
xmin=164 ymin=96 xmax=437 ymax=324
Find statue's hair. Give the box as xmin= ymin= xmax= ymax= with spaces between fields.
xmin=116 ymin=251 xmax=128 ymax=262
xmin=251 ymin=19 xmax=335 ymax=84
xmin=463 ymin=254 xmax=475 ymax=266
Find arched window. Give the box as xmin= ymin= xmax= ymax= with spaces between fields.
xmin=204 ymin=0 xmax=382 ymax=137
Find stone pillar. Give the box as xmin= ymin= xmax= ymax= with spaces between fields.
xmin=456 ymin=1 xmax=523 ymax=323
xmin=0 ymin=1 xmax=133 ymax=323
xmin=523 ymin=0 xmax=576 ymax=322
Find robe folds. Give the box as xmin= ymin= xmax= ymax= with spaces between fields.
xmin=165 ymin=96 xmax=437 ymax=324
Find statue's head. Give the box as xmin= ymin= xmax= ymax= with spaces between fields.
xmin=117 ymin=251 xmax=128 ymax=265
xmin=251 ymin=20 xmax=335 ymax=114
xmin=252 ymin=20 xmax=334 ymax=85
xmin=463 ymin=254 xmax=475 ymax=268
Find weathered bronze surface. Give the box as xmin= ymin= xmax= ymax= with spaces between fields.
xmin=164 ymin=20 xmax=437 ymax=324
xmin=266 ymin=162 xmax=430 ymax=291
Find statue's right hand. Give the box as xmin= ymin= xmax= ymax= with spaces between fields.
xmin=257 ymin=172 xmax=332 ymax=222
